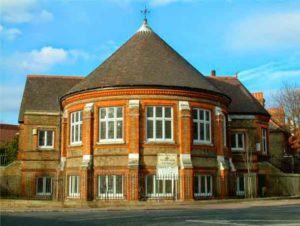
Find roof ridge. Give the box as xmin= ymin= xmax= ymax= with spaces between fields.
xmin=27 ymin=75 xmax=84 ymax=79
xmin=208 ymin=76 xmax=237 ymax=80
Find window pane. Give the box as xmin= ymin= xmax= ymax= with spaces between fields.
xmin=194 ymin=176 xmax=199 ymax=194
xmin=156 ymin=120 xmax=163 ymax=139
xmin=231 ymin=134 xmax=236 ymax=148
xmin=165 ymin=107 xmax=171 ymax=118
xmin=200 ymin=123 xmax=205 ymax=140
xmin=157 ymin=180 xmax=163 ymax=194
xmin=116 ymin=108 xmax=122 ymax=118
xmin=100 ymin=108 xmax=106 ymax=119
xmin=99 ymin=176 xmax=106 ymax=194
xmin=117 ymin=121 xmax=123 ymax=139
xmin=207 ymin=176 xmax=211 ymax=193
xmin=205 ymin=124 xmax=210 ymax=141
xmin=100 ymin=122 xmax=106 ymax=139
xmin=156 ymin=107 xmax=162 ymax=117
xmin=192 ymin=109 xmax=198 ymax=120
xmin=146 ymin=176 xmax=153 ymax=194
xmin=165 ymin=121 xmax=171 ymax=139
xmin=165 ymin=180 xmax=172 ymax=193
xmin=147 ymin=120 xmax=153 ymax=139
xmin=75 ymin=126 xmax=78 ymax=141
xmin=147 ymin=107 xmax=153 ymax=117
xmin=201 ymin=176 xmax=205 ymax=193
xmin=193 ymin=123 xmax=198 ymax=140
xmin=71 ymin=126 xmax=74 ymax=143
xmin=238 ymin=134 xmax=243 ymax=148
xmin=107 ymin=176 xmax=114 ymax=194
xmin=239 ymin=176 xmax=244 ymax=191
xmin=199 ymin=110 xmax=204 ymax=120
xmin=79 ymin=112 xmax=82 ymax=121
xmin=115 ymin=176 xmax=123 ymax=194
xmin=205 ymin=111 xmax=210 ymax=122
xmin=108 ymin=108 xmax=114 ymax=118
xmin=108 ymin=121 xmax=114 ymax=139
xmin=39 ymin=131 xmax=45 ymax=146
xmin=46 ymin=131 xmax=53 ymax=146
xmin=45 ymin=178 xmax=51 ymax=193
xmin=79 ymin=124 xmax=82 ymax=142
xmin=75 ymin=112 xmax=78 ymax=121
xmin=37 ymin=178 xmax=43 ymax=193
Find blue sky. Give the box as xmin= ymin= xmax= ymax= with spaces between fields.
xmin=0 ymin=0 xmax=299 ymax=124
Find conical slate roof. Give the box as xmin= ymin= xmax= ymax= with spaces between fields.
xmin=66 ymin=20 xmax=224 ymax=97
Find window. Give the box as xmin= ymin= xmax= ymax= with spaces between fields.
xmin=194 ymin=175 xmax=213 ymax=197
xmin=231 ymin=133 xmax=245 ymax=151
xmin=145 ymin=175 xmax=175 ymax=197
xmin=69 ymin=176 xmax=80 ymax=197
xmin=98 ymin=175 xmax=123 ymax=198
xmin=38 ymin=130 xmax=54 ymax=148
xmin=36 ymin=177 xmax=52 ymax=195
xmin=70 ymin=111 xmax=82 ymax=144
xmin=223 ymin=116 xmax=227 ymax=147
xmin=146 ymin=106 xmax=173 ymax=141
xmin=193 ymin=108 xmax=211 ymax=144
xmin=99 ymin=107 xmax=123 ymax=142
xmin=236 ymin=175 xmax=245 ymax=196
xmin=262 ymin=128 xmax=268 ymax=154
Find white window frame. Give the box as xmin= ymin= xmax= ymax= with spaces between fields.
xmin=38 ymin=130 xmax=54 ymax=149
xmin=146 ymin=106 xmax=173 ymax=142
xmin=98 ymin=175 xmax=123 ymax=198
xmin=99 ymin=107 xmax=123 ymax=143
xmin=69 ymin=175 xmax=80 ymax=198
xmin=70 ymin=111 xmax=82 ymax=145
xmin=193 ymin=108 xmax=212 ymax=144
xmin=236 ymin=175 xmax=245 ymax=196
xmin=231 ymin=133 xmax=245 ymax=151
xmin=262 ymin=128 xmax=268 ymax=154
xmin=145 ymin=175 xmax=175 ymax=198
xmin=194 ymin=175 xmax=213 ymax=197
xmin=36 ymin=176 xmax=52 ymax=195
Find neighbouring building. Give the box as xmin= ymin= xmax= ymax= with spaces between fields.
xmin=18 ymin=20 xmax=275 ymax=202
xmin=0 ymin=124 xmax=19 ymax=166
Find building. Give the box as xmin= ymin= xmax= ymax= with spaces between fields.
xmin=0 ymin=124 xmax=19 ymax=166
xmin=18 ymin=20 xmax=273 ymax=201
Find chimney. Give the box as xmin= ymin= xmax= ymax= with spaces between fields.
xmin=252 ymin=92 xmax=265 ymax=107
xmin=211 ymin=70 xmax=216 ymax=76
xmin=268 ymin=107 xmax=286 ymax=127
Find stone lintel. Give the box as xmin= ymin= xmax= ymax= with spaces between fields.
xmin=179 ymin=101 xmax=190 ymax=111
xmin=180 ymin=154 xmax=193 ymax=169
xmin=129 ymin=100 xmax=140 ymax=109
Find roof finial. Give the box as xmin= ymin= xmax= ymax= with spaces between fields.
xmin=140 ymin=6 xmax=150 ymax=22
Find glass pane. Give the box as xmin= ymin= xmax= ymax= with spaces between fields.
xmin=115 ymin=176 xmax=122 ymax=194
xmin=165 ymin=107 xmax=171 ymax=118
xmin=156 ymin=120 xmax=162 ymax=139
xmin=200 ymin=123 xmax=204 ymax=140
xmin=108 ymin=121 xmax=114 ymax=139
xmin=205 ymin=124 xmax=210 ymax=141
xmin=165 ymin=121 xmax=171 ymax=139
xmin=205 ymin=111 xmax=210 ymax=121
xmin=147 ymin=120 xmax=153 ymax=139
xmin=79 ymin=124 xmax=82 ymax=141
xmin=201 ymin=176 xmax=205 ymax=193
xmin=156 ymin=107 xmax=162 ymax=117
xmin=75 ymin=125 xmax=78 ymax=141
xmin=71 ymin=126 xmax=74 ymax=143
xmin=71 ymin=113 xmax=74 ymax=123
xmin=75 ymin=112 xmax=78 ymax=122
xmin=116 ymin=108 xmax=122 ymax=118
xmin=146 ymin=176 xmax=153 ymax=194
xmin=194 ymin=176 xmax=199 ymax=193
xmin=108 ymin=108 xmax=114 ymax=118
xmin=37 ymin=178 xmax=43 ymax=193
xmin=192 ymin=109 xmax=198 ymax=120
xmin=117 ymin=121 xmax=123 ymax=139
xmin=157 ymin=180 xmax=163 ymax=194
xmin=79 ymin=111 xmax=82 ymax=121
xmin=238 ymin=134 xmax=243 ymax=148
xmin=100 ymin=108 xmax=106 ymax=119
xmin=39 ymin=131 xmax=45 ymax=146
xmin=165 ymin=180 xmax=172 ymax=194
xmin=147 ymin=107 xmax=153 ymax=117
xmin=239 ymin=176 xmax=244 ymax=191
xmin=100 ymin=122 xmax=106 ymax=139
xmin=107 ymin=176 xmax=114 ymax=194
xmin=99 ymin=176 xmax=106 ymax=194
xmin=207 ymin=176 xmax=211 ymax=193
xmin=45 ymin=178 xmax=51 ymax=193
xmin=231 ymin=134 xmax=236 ymax=148
xmin=199 ymin=110 xmax=204 ymax=120
xmin=46 ymin=131 xmax=53 ymax=146
xmin=193 ymin=123 xmax=198 ymax=140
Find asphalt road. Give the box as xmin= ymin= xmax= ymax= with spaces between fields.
xmin=1 ymin=204 xmax=300 ymax=226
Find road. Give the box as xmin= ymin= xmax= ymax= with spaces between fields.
xmin=1 ymin=204 xmax=300 ymax=226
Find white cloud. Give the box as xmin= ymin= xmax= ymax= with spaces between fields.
xmin=228 ymin=11 xmax=300 ymax=50
xmin=0 ymin=0 xmax=53 ymax=23
xmin=0 ymin=85 xmax=23 ymax=113
xmin=0 ymin=24 xmax=22 ymax=41
xmin=1 ymin=46 xmax=92 ymax=73
xmin=104 ymin=0 xmax=197 ymax=7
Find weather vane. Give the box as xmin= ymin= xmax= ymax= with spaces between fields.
xmin=140 ymin=6 xmax=150 ymax=21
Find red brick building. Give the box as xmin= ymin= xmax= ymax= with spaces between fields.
xmin=18 ymin=20 xmax=271 ymax=201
